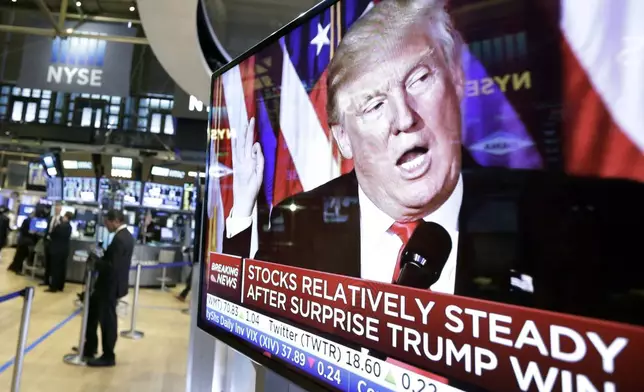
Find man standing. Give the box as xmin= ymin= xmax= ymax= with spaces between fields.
xmin=46 ymin=211 xmax=73 ymax=293
xmin=84 ymin=209 xmax=134 ymax=367
xmin=41 ymin=203 xmax=62 ymax=287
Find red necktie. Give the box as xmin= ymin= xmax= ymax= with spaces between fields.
xmin=387 ymin=220 xmax=450 ymax=385
xmin=388 ymin=221 xmax=420 ymax=283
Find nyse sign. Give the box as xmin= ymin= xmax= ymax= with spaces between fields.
xmin=173 ymin=86 xmax=209 ymax=120
xmin=17 ymin=20 xmax=134 ymax=96
xmin=47 ymin=67 xmax=103 ymax=87
xmin=45 ymin=35 xmax=106 ymax=88
xmin=189 ymin=95 xmax=210 ymax=113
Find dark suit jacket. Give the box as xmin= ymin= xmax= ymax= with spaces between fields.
xmin=17 ymin=218 xmax=37 ymax=247
xmin=224 ymin=169 xmax=644 ymax=326
xmin=0 ymin=214 xmax=9 ymax=248
xmin=96 ymin=228 xmax=135 ymax=299
xmin=49 ymin=221 xmax=72 ymax=256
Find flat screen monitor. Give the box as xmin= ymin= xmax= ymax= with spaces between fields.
xmin=63 ymin=177 xmax=97 ymax=203
xmin=46 ymin=177 xmax=62 ymax=201
xmin=29 ymin=218 xmax=48 ymax=234
xmin=27 ymin=162 xmax=47 ymax=187
xmin=160 ymin=227 xmax=173 ymax=241
xmin=18 ymin=205 xmax=35 ymax=216
xmin=197 ymin=1 xmax=644 ymax=391
xmin=142 ymin=182 xmax=183 ymax=211
xmin=98 ymin=178 xmax=142 ymax=207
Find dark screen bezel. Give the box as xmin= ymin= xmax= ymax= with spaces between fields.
xmin=197 ymin=0 xmax=345 ymax=391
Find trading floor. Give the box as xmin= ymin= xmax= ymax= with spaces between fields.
xmin=0 ymin=248 xmax=190 ymax=392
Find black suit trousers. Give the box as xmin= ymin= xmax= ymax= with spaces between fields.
xmin=49 ymin=251 xmax=68 ymax=291
xmin=84 ymin=292 xmax=118 ymax=360
xmin=8 ymin=244 xmax=29 ymax=272
xmin=43 ymin=244 xmax=52 ymax=284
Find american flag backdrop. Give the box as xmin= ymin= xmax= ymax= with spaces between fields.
xmin=206 ymin=0 xmax=644 ymax=255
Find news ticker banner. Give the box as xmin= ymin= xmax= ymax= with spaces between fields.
xmin=206 ymin=253 xmax=644 ymax=391
xmin=206 ymin=294 xmax=458 ymax=392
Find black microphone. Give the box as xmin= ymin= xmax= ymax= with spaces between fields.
xmin=396 ymin=221 xmax=452 ymax=288
xmin=368 ymin=222 xmax=453 ymax=362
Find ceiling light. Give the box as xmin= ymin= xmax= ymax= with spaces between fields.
xmin=11 ymin=0 xmax=17 ymax=3
xmin=129 ymin=5 xmax=135 ymax=11
xmin=66 ymin=28 xmax=73 ymax=34
xmin=75 ymin=1 xmax=82 ymax=6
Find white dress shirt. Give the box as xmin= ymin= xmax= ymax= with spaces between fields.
xmin=358 ymin=176 xmax=463 ymax=294
xmin=225 ymin=176 xmax=463 ymax=294
xmin=115 ymin=224 xmax=128 ymax=234
xmin=49 ymin=215 xmax=60 ymax=234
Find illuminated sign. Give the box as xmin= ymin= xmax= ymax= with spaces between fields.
xmin=63 ymin=160 xmax=93 ymax=170
xmin=465 ymin=71 xmax=531 ymax=97
xmin=151 ymin=166 xmax=186 ymax=179
xmin=189 ymin=95 xmax=210 ymax=113
xmin=210 ymin=128 xmax=236 ymax=140
xmin=111 ymin=156 xmax=132 ymax=178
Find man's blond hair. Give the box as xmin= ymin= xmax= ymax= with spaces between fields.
xmin=326 ymin=0 xmax=463 ymax=125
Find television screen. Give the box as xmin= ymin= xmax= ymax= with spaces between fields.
xmin=183 ymin=183 xmax=196 ymax=211
xmin=199 ymin=0 xmax=644 ymax=391
xmin=46 ymin=177 xmax=62 ymax=201
xmin=98 ymin=178 xmax=142 ymax=207
xmin=142 ymin=182 xmax=183 ymax=210
xmin=63 ymin=177 xmax=97 ymax=203
xmin=160 ymin=227 xmax=173 ymax=241
xmin=27 ymin=162 xmax=47 ymax=187
xmin=18 ymin=205 xmax=35 ymax=216
xmin=29 ymin=218 xmax=48 ymax=234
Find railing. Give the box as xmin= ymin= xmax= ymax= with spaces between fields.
xmin=64 ymin=260 xmax=191 ymax=365
xmin=0 ymin=287 xmax=35 ymax=392
xmin=120 ymin=261 xmax=192 ymax=339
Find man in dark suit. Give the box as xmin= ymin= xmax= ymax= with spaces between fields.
xmin=83 ymin=209 xmax=134 ymax=367
xmin=46 ymin=211 xmax=73 ymax=293
xmin=223 ymin=0 xmax=644 ymax=327
xmin=7 ymin=213 xmax=37 ymax=274
xmin=41 ymin=203 xmax=62 ymax=287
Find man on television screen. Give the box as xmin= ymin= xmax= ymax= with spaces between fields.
xmin=223 ymin=0 xmax=644 ymax=325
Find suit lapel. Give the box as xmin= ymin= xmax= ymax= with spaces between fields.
xmin=327 ymin=172 xmax=361 ymax=278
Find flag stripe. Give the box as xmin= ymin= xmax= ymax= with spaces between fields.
xmin=279 ymin=40 xmax=338 ymax=191
xmin=561 ymin=0 xmax=644 ymax=182
xmin=561 ymin=0 xmax=644 ymax=152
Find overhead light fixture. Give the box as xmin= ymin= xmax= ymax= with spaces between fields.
xmin=129 ymin=5 xmax=136 ymax=11
xmin=66 ymin=28 xmax=73 ymax=34
xmin=75 ymin=1 xmax=82 ymax=6
xmin=11 ymin=0 xmax=17 ymax=3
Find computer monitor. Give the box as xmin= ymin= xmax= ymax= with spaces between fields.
xmin=63 ymin=177 xmax=97 ymax=203
xmin=142 ymin=182 xmax=183 ymax=211
xmin=29 ymin=218 xmax=48 ymax=234
xmin=198 ymin=1 xmax=644 ymax=391
xmin=160 ymin=227 xmax=173 ymax=241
